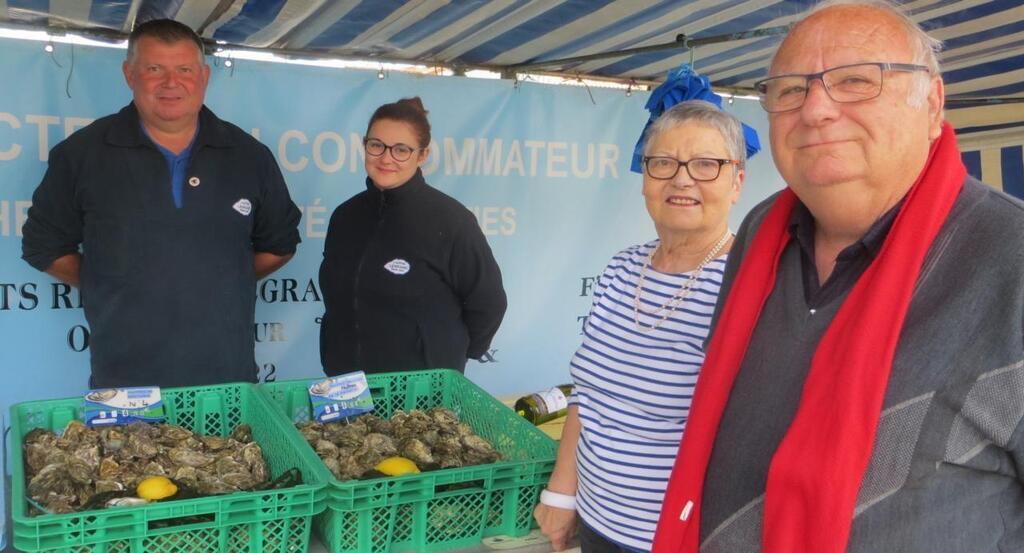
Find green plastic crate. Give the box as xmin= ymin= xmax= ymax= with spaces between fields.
xmin=259 ymin=369 xmax=557 ymax=553
xmin=10 ymin=382 xmax=328 ymax=553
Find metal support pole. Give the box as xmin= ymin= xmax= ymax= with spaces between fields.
xmin=506 ymin=25 xmax=791 ymax=73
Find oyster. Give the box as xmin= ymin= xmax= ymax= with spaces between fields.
xmin=157 ymin=424 xmax=193 ymax=445
xmin=72 ymin=444 xmax=102 ymax=470
xmin=94 ymin=480 xmax=125 ymax=494
xmin=168 ymin=446 xmax=215 ymax=468
xmin=324 ymin=423 xmax=364 ymax=448
xmin=359 ymin=433 xmax=397 ymax=457
xmin=420 ymin=430 xmax=440 ymax=447
xmin=214 ymin=456 xmax=247 ymax=476
xmin=24 ymin=427 xmax=54 ymax=446
xmin=28 ymin=464 xmax=77 ymax=499
xmin=142 ymin=461 xmax=167 ymax=477
xmin=99 ymin=456 xmax=120 ymax=480
xmin=99 ymin=427 xmax=127 ymax=452
xmin=173 ymin=466 xmax=199 ymax=488
xmin=66 ymin=457 xmax=94 ymax=485
xmin=460 ymin=435 xmax=500 ymax=465
xmin=315 ymin=439 xmax=339 ymax=458
xmin=230 ymin=424 xmax=253 ymax=443
xmin=123 ymin=421 xmax=160 ymax=438
xmin=24 ymin=443 xmax=61 ymax=473
xmin=399 ymin=438 xmax=435 ymax=467
xmin=240 ymin=442 xmax=269 ymax=482
xmin=362 ymin=414 xmax=393 ymax=435
xmin=297 ymin=421 xmax=323 ymax=445
xmin=61 ymin=420 xmax=94 ymax=444
xmin=123 ymin=433 xmax=159 ymax=460
xmin=428 ymin=407 xmax=460 ymax=427
xmin=336 ymin=455 xmax=371 ymax=481
xmin=198 ymin=435 xmax=232 ymax=451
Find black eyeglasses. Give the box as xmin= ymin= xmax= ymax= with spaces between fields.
xmin=754 ymin=62 xmax=930 ymax=113
xmin=363 ymin=138 xmax=422 ymax=161
xmin=642 ymin=156 xmax=740 ymax=181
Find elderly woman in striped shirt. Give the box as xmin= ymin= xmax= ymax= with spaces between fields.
xmin=535 ymin=100 xmax=746 ymax=552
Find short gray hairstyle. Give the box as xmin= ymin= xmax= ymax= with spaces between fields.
xmin=126 ymin=19 xmax=206 ymax=66
xmin=642 ymin=100 xmax=747 ymax=167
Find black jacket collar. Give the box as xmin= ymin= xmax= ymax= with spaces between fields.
xmin=364 ymin=169 xmax=427 ymax=206
xmin=105 ymin=103 xmax=235 ymax=149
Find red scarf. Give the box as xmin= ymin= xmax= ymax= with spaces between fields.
xmin=651 ymin=122 xmax=966 ymax=553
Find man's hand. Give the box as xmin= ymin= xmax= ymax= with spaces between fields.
xmin=534 ymin=503 xmax=577 ymax=551
xmin=46 ymin=253 xmax=81 ymax=287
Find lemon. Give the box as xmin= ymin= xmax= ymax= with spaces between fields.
xmin=375 ymin=456 xmax=420 ymax=476
xmin=137 ymin=476 xmax=178 ymax=501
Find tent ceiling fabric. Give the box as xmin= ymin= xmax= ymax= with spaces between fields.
xmin=2 ymin=0 xmax=1023 ymax=100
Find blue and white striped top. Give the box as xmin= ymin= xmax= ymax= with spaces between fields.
xmin=569 ymin=240 xmax=727 ymax=552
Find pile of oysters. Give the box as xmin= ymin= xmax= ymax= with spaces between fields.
xmin=297 ymin=407 xmax=501 ymax=480
xmin=23 ymin=420 xmax=269 ymax=514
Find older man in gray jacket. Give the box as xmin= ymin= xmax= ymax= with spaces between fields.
xmin=652 ymin=2 xmax=1024 ymax=553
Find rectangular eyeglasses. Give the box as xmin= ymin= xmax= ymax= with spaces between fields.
xmin=754 ymin=62 xmax=930 ymax=113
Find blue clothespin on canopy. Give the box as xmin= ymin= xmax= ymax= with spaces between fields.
xmin=630 ymin=64 xmax=761 ymax=173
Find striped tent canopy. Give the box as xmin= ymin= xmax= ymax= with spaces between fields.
xmin=3 ymin=0 xmax=1022 ymax=190
xmin=0 ymin=1 xmax=1019 ymax=93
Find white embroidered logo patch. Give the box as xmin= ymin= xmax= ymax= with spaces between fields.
xmin=232 ymin=199 xmax=252 ymax=216
xmin=384 ymin=259 xmax=410 ymax=275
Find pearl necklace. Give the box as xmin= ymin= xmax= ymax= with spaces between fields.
xmin=633 ymin=230 xmax=732 ymax=332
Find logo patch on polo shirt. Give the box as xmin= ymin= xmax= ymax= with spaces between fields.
xmin=232 ymin=198 xmax=252 ymax=216
xmin=384 ymin=259 xmax=410 ymax=275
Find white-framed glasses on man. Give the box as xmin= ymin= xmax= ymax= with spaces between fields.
xmin=642 ymin=156 xmax=741 ymax=181
xmin=754 ymin=62 xmax=930 ymax=113
xmin=363 ymin=137 xmax=422 ymax=161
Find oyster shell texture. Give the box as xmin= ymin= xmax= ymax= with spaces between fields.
xmin=23 ymin=421 xmax=269 ymax=514
xmin=298 ymin=407 xmax=501 ymax=480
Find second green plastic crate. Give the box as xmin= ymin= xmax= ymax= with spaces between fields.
xmin=259 ymin=369 xmax=557 ymax=553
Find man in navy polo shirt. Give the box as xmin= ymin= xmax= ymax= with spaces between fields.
xmin=22 ymin=19 xmax=301 ymax=388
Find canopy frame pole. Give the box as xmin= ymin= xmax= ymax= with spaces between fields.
xmin=505 ymin=26 xmax=791 ymax=74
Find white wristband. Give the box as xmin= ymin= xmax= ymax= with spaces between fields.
xmin=540 ymin=489 xmax=577 ymax=510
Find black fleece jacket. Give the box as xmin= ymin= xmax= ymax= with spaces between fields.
xmin=319 ymin=170 xmax=507 ymax=375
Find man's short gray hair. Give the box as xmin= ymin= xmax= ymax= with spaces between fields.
xmin=126 ymin=19 xmax=206 ymax=66
xmin=642 ymin=100 xmax=747 ymax=167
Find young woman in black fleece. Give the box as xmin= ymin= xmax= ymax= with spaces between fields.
xmin=318 ymin=97 xmax=507 ymax=375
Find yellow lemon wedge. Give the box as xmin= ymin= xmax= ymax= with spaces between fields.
xmin=375 ymin=456 xmax=421 ymax=476
xmin=137 ymin=476 xmax=178 ymax=501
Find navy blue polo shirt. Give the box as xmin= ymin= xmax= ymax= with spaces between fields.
xmin=144 ymin=124 xmax=198 ymax=208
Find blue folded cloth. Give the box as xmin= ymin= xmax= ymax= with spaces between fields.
xmin=631 ymin=64 xmax=761 ymax=173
